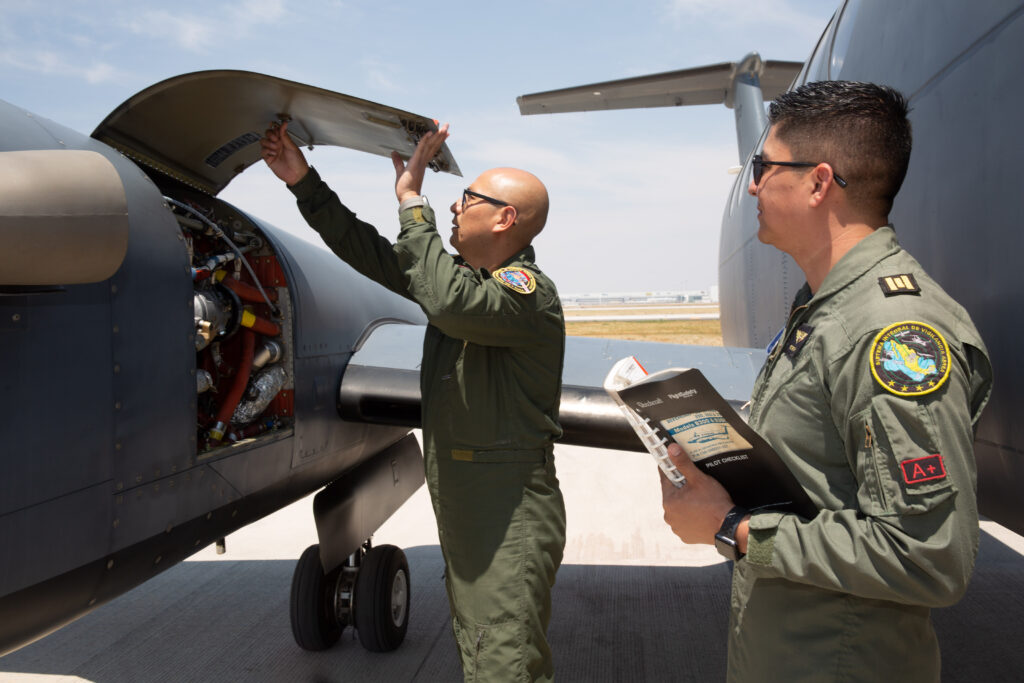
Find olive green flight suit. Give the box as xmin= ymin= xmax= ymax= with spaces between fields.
xmin=730 ymin=227 xmax=992 ymax=682
xmin=289 ymin=169 xmax=567 ymax=682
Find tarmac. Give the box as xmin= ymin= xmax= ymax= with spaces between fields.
xmin=2 ymin=437 xmax=1023 ymax=682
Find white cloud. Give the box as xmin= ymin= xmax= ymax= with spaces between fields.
xmin=664 ymin=0 xmax=829 ymax=41
xmin=122 ymin=10 xmax=217 ymax=53
xmin=359 ymin=58 xmax=402 ymax=92
xmin=665 ymin=0 xmax=719 ymax=13
xmin=0 ymin=48 xmax=124 ymax=84
xmin=120 ymin=1 xmax=289 ymax=54
xmin=83 ymin=62 xmax=118 ymax=84
xmin=231 ymin=0 xmax=287 ymax=24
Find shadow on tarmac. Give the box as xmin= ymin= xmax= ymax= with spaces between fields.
xmin=2 ymin=531 xmax=1022 ymax=682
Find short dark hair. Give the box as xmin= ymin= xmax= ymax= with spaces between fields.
xmin=768 ymin=81 xmax=912 ymax=216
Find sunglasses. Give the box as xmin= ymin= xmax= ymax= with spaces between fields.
xmin=461 ymin=188 xmax=511 ymax=211
xmin=752 ymin=154 xmax=848 ymax=188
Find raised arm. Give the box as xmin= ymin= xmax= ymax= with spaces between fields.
xmin=391 ymin=123 xmax=450 ymax=203
xmin=261 ymin=121 xmax=310 ymax=187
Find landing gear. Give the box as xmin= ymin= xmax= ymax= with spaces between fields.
xmin=289 ymin=544 xmax=343 ymax=651
xmin=354 ymin=544 xmax=410 ymax=652
xmin=288 ymin=542 xmax=410 ymax=652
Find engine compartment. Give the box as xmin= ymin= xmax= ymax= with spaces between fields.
xmin=165 ymin=188 xmax=295 ymax=456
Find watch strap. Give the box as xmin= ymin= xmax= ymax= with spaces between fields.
xmin=714 ymin=505 xmax=749 ymax=560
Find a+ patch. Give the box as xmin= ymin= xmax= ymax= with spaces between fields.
xmin=901 ymin=454 xmax=947 ymax=485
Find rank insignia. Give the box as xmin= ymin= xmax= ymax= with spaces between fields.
xmin=492 ymin=267 xmax=536 ymax=294
xmin=878 ymin=273 xmax=921 ymax=296
xmin=783 ymin=324 xmax=814 ymax=359
xmin=901 ymin=454 xmax=947 ymax=485
xmin=870 ymin=321 xmax=951 ymax=397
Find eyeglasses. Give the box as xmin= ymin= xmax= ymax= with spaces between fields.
xmin=751 ymin=154 xmax=848 ymax=188
xmin=461 ymin=188 xmax=511 ymax=211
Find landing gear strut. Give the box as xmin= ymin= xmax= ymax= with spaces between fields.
xmin=289 ymin=541 xmax=410 ymax=652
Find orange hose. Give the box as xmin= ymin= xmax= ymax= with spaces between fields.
xmin=216 ymin=271 xmax=277 ymax=303
xmin=211 ymin=329 xmax=256 ymax=441
xmin=240 ymin=309 xmax=281 ymax=337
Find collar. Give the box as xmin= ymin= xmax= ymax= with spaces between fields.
xmin=498 ymin=245 xmax=536 ymax=269
xmin=459 ymin=245 xmax=537 ymax=278
xmin=807 ymin=225 xmax=901 ymax=305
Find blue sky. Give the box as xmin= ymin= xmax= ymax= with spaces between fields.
xmin=0 ymin=0 xmax=839 ymax=294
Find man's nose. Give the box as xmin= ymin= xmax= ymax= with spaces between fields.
xmin=747 ymin=176 xmax=759 ymax=197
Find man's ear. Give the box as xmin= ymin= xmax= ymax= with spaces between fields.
xmin=808 ymin=164 xmax=835 ymax=208
xmin=493 ymin=205 xmax=518 ymax=232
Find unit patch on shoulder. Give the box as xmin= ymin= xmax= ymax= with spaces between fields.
xmin=878 ymin=273 xmax=921 ymax=296
xmin=870 ymin=321 xmax=951 ymax=397
xmin=492 ymin=267 xmax=536 ymax=294
xmin=901 ymin=454 xmax=947 ymax=485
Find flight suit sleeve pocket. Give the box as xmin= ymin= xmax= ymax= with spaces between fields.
xmin=862 ymin=396 xmax=957 ymax=516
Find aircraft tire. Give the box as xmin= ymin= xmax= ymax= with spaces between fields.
xmin=290 ymin=544 xmax=343 ymax=651
xmin=353 ymin=544 xmax=410 ymax=652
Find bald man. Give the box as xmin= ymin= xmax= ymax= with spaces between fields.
xmin=262 ymin=123 xmax=566 ymax=682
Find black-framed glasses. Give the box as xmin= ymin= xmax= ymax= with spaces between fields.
xmin=752 ymin=154 xmax=848 ymax=188
xmin=461 ymin=188 xmax=511 ymax=211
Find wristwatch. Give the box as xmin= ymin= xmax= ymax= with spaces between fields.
xmin=714 ymin=505 xmax=749 ymax=561
xmin=399 ymin=195 xmax=429 ymax=212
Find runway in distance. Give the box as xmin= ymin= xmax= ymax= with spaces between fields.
xmin=518 ymin=0 xmax=1024 ymax=536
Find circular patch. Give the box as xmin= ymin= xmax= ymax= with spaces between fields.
xmin=870 ymin=321 xmax=951 ymax=397
xmin=492 ymin=267 xmax=536 ymax=294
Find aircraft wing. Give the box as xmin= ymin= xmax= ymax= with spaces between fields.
xmin=516 ymin=59 xmax=803 ymax=115
xmin=92 ymin=70 xmax=460 ymax=196
xmin=338 ymin=323 xmax=765 ymax=451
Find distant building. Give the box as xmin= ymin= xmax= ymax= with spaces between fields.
xmin=560 ymin=289 xmax=717 ymax=306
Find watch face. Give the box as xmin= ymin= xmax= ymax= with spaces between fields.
xmin=715 ymin=534 xmax=742 ymax=562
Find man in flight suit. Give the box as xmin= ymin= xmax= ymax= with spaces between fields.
xmin=261 ymin=123 xmax=566 ymax=682
xmin=658 ymin=81 xmax=992 ymax=681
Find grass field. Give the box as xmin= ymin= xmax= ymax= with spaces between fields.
xmin=565 ymin=318 xmax=723 ymax=346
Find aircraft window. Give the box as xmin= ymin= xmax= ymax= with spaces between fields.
xmin=795 ymin=16 xmax=828 ymax=85
xmin=829 ymin=0 xmax=861 ymax=78
xmin=803 ymin=5 xmax=840 ymax=83
xmin=795 ymin=42 xmax=816 ymax=85
xmin=794 ymin=54 xmax=811 ymax=87
xmin=731 ymin=125 xmax=771 ymax=211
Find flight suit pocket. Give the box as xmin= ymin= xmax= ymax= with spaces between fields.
xmin=858 ymin=396 xmax=957 ymax=516
xmin=443 ymin=344 xmax=515 ymax=452
xmin=451 ymin=614 xmax=524 ymax=683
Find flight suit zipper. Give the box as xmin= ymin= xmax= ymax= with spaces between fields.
xmin=750 ymin=302 xmax=810 ymax=420
xmin=863 ymin=421 xmax=889 ymax=511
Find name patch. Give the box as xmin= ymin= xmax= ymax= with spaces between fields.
xmin=492 ymin=267 xmax=536 ymax=294
xmin=870 ymin=321 xmax=951 ymax=397
xmin=901 ymin=454 xmax=947 ymax=485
